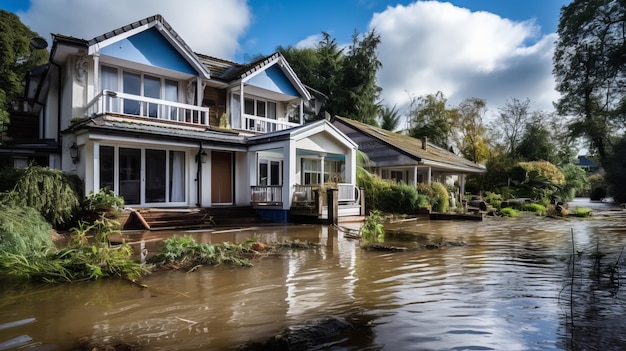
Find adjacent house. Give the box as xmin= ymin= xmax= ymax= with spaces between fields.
xmin=331 ymin=116 xmax=486 ymax=197
xmin=3 ymin=14 xmax=360 ymax=223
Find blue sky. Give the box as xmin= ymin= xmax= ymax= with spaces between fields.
xmin=1 ymin=0 xmax=571 ymax=120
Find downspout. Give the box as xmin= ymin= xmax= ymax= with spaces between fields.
xmin=196 ymin=143 xmax=203 ymax=207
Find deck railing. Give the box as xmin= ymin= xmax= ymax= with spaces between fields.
xmin=86 ymin=90 xmax=210 ymax=126
xmin=250 ymin=185 xmax=283 ymax=205
xmin=243 ymin=113 xmax=299 ymax=133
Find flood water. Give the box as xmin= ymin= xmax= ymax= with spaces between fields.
xmin=1 ymin=200 xmax=626 ymax=350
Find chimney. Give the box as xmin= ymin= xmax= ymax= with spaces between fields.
xmin=422 ymin=136 xmax=428 ymax=150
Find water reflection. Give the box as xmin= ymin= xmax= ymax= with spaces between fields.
xmin=1 ymin=206 xmax=626 ymax=350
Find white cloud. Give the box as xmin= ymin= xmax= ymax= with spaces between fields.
xmin=17 ymin=0 xmax=251 ymax=60
xmin=295 ymin=34 xmax=324 ymax=49
xmin=370 ymin=1 xmax=559 ymax=120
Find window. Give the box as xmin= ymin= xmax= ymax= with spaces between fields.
xmin=101 ymin=65 xmax=179 ymax=118
xmin=244 ymin=98 xmax=277 ymax=119
xmin=259 ymin=159 xmax=281 ymax=185
xmin=302 ymin=159 xmax=321 ymax=185
xmin=324 ymin=160 xmax=344 ymax=183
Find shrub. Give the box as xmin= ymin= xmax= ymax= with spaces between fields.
xmin=83 ymin=187 xmax=125 ymax=219
xmin=521 ymin=203 xmax=547 ymax=215
xmin=518 ymin=161 xmax=566 ymax=186
xmin=572 ymin=207 xmax=592 ymax=217
xmin=361 ymin=210 xmax=384 ymax=246
xmin=430 ymin=182 xmax=450 ymax=213
xmin=380 ymin=182 xmax=418 ymax=214
xmin=358 ymin=172 xmax=391 ymax=213
xmin=500 ymin=207 xmax=518 ymax=217
xmin=0 ymin=205 xmax=55 ymax=255
xmin=590 ymin=186 xmax=607 ymax=201
xmin=2 ymin=165 xmax=81 ymax=228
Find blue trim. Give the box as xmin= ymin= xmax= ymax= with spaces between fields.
xmin=100 ymin=28 xmax=196 ymax=75
xmin=247 ymin=65 xmax=299 ymax=97
xmin=257 ymin=209 xmax=290 ymax=223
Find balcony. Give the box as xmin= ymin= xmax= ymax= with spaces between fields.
xmin=86 ymin=90 xmax=210 ymax=126
xmin=243 ymin=113 xmax=299 ymax=133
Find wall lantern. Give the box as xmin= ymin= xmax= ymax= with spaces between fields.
xmin=196 ymin=150 xmax=207 ymax=164
xmin=69 ymin=143 xmax=79 ymax=164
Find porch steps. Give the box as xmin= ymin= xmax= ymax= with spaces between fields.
xmin=122 ymin=206 xmax=264 ymax=230
xmin=206 ymin=206 xmax=265 ymax=226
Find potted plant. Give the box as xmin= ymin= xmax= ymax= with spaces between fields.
xmin=83 ymin=187 xmax=125 ymax=219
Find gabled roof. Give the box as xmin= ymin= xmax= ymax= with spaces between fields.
xmin=247 ymin=119 xmax=357 ymax=150
xmin=51 ymin=14 xmax=210 ymax=78
xmin=198 ymin=52 xmax=312 ymax=100
xmin=333 ymin=116 xmax=486 ymax=173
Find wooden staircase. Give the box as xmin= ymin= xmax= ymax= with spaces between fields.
xmin=123 ymin=206 xmax=263 ymax=231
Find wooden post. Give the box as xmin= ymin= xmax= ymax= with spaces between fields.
xmin=359 ymin=188 xmax=366 ymax=216
xmin=327 ymin=188 xmax=339 ymax=225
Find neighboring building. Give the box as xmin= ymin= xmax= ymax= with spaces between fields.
xmin=2 ymin=14 xmax=360 ymax=222
xmin=331 ymin=116 xmax=486 ymax=196
xmin=575 ymin=155 xmax=601 ymax=174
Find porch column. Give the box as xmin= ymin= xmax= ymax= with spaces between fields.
xmin=426 ymin=166 xmax=432 ymax=184
xmin=319 ymin=155 xmax=325 ymax=184
xmin=284 ymin=140 xmax=296 ymax=210
xmin=239 ymin=82 xmax=245 ymax=129
xmin=346 ymin=147 xmax=356 ymax=185
xmin=413 ymin=165 xmax=418 ymax=187
xmin=460 ymin=174 xmax=466 ymax=198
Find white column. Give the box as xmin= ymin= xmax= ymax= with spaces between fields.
xmin=240 ymin=82 xmax=245 ymax=129
xmin=426 ymin=166 xmax=432 ymax=184
xmin=319 ymin=155 xmax=325 ymax=184
xmin=92 ymin=52 xmax=99 ymax=102
xmin=284 ymin=140 xmax=296 ymax=210
xmin=413 ymin=165 xmax=418 ymax=187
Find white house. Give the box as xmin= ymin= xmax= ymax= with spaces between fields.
xmin=9 ymin=14 xmax=360 ymax=222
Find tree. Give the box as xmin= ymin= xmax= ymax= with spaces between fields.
xmin=455 ymin=98 xmax=489 ymax=164
xmin=335 ymin=30 xmax=382 ymax=125
xmin=378 ymin=104 xmax=401 ymax=131
xmin=553 ymin=0 xmax=626 ymax=161
xmin=604 ymin=136 xmax=626 ymax=203
xmin=0 ymin=10 xmax=49 ymax=123
xmin=406 ymin=91 xmax=455 ymax=148
xmin=280 ymin=30 xmax=382 ymax=126
xmin=494 ymin=98 xmax=532 ymax=157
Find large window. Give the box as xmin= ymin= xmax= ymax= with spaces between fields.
xmin=99 ymin=145 xmax=186 ymax=205
xmin=324 ymin=160 xmax=344 ymax=183
xmin=244 ymin=98 xmax=277 ymax=119
xmin=259 ymin=159 xmax=281 ymax=185
xmin=101 ymin=65 xmax=179 ymax=118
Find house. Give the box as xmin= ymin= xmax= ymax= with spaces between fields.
xmin=3 ymin=14 xmax=360 ymax=223
xmin=331 ymin=116 xmax=486 ymax=197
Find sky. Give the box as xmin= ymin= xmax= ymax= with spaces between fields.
xmin=1 ymin=0 xmax=572 ymax=124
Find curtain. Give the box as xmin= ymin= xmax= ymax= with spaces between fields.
xmin=170 ymin=151 xmax=185 ymax=202
xmin=100 ymin=66 xmax=119 ymax=112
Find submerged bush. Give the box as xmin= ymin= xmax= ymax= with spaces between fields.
xmin=2 ymin=165 xmax=81 ymax=228
xmin=380 ymin=182 xmax=418 ymax=214
xmin=148 ymin=236 xmax=254 ymax=268
xmin=500 ymin=207 xmax=518 ymax=217
xmin=430 ymin=182 xmax=450 ymax=213
xmin=0 ymin=205 xmax=55 ymax=255
xmin=361 ymin=210 xmax=385 ymax=247
xmin=521 ymin=203 xmax=547 ymax=215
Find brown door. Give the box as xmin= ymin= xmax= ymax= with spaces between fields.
xmin=211 ymin=151 xmax=233 ymax=204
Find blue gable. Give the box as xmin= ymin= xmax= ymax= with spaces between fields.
xmin=100 ymin=28 xmax=196 ymax=75
xmin=247 ymin=65 xmax=300 ymax=97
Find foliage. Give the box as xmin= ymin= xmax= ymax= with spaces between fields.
xmin=378 ymin=104 xmax=401 ymax=131
xmin=2 ymin=165 xmax=81 ymax=228
xmin=360 ymin=210 xmax=384 ymax=246
xmin=516 ymin=121 xmax=559 ymax=164
xmin=0 ymin=10 xmax=49 ymax=123
xmin=454 ymin=97 xmax=490 ymax=164
xmin=279 ymin=30 xmax=382 ymax=125
xmin=484 ymin=192 xmax=503 ymax=207
xmin=572 ymin=207 xmax=593 ymax=217
xmin=554 ymin=0 xmax=626 ymax=161
xmin=380 ymin=182 xmax=419 ymax=214
xmin=521 ymin=203 xmax=547 ymax=215
xmin=0 ymin=204 xmax=54 ymax=255
xmin=558 ymin=164 xmax=589 ymax=201
xmin=406 ymin=91 xmax=455 ymax=148
xmin=357 ymin=171 xmax=391 ymax=213
xmin=603 ymin=136 xmax=626 ymax=203
xmin=587 ymin=173 xmax=607 ymax=200
xmin=0 ymin=218 xmax=146 ymax=283
xmin=430 ymin=182 xmax=450 ymax=213
xmin=83 ymin=187 xmax=125 ymax=216
xmin=148 ymin=236 xmax=253 ymax=268
xmin=493 ymin=98 xmax=532 ymax=157
xmin=518 ymin=161 xmax=565 ymax=186
xmin=499 ymin=207 xmax=518 ymax=217
xmin=415 ymin=194 xmax=431 ymax=209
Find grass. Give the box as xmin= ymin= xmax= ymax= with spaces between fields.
xmin=500 ymin=207 xmax=519 ymax=217
xmin=521 ymin=203 xmax=547 ymax=215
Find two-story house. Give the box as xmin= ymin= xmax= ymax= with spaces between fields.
xmin=8 ymin=14 xmax=360 ymax=223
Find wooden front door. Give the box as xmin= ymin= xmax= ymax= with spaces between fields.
xmin=211 ymin=151 xmax=233 ymax=204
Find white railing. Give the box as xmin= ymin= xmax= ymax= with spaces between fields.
xmin=291 ymin=184 xmax=360 ymax=205
xmin=86 ymin=90 xmax=210 ymax=126
xmin=243 ymin=113 xmax=299 ymax=133
xmin=337 ymin=183 xmax=359 ymax=203
xmin=251 ymin=185 xmax=283 ymax=204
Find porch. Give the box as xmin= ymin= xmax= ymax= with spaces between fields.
xmin=86 ymin=89 xmax=210 ymax=125
xmin=250 ymin=183 xmax=364 ymax=222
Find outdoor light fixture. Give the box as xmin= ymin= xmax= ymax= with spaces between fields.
xmin=69 ymin=143 xmax=79 ymax=164
xmin=196 ymin=150 xmax=207 ymax=163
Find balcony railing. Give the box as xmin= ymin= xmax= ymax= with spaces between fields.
xmin=243 ymin=114 xmax=299 ymax=133
xmin=251 ymin=185 xmax=283 ymax=205
xmin=86 ymin=90 xmax=210 ymax=126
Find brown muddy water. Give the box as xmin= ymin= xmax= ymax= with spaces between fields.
xmin=1 ymin=200 xmax=626 ymax=350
